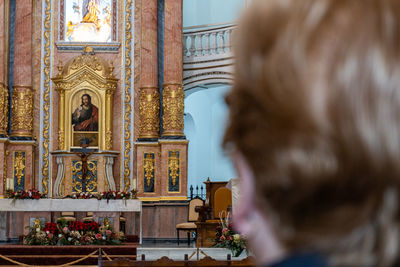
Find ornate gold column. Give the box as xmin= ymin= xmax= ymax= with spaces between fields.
xmin=162 ymin=0 xmax=184 ymax=137
xmin=105 ymin=82 xmax=115 ymax=150
xmin=139 ymin=87 xmax=159 ymax=138
xmin=10 ymin=86 xmax=33 ymax=138
xmin=0 ymin=0 xmax=8 ymax=137
xmin=139 ymin=0 xmax=159 ymax=139
xmin=162 ymin=84 xmax=184 ymax=136
xmin=56 ymin=87 xmax=65 ymax=150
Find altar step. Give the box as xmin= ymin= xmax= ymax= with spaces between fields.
xmin=137 ymin=247 xmax=248 ymax=261
xmin=0 ymin=245 xmax=137 ymax=266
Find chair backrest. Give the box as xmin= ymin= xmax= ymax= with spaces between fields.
xmin=213 ymin=187 xmax=232 ymax=219
xmin=188 ymin=197 xmax=204 ymax=222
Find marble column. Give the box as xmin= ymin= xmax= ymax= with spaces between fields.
xmin=0 ymin=0 xmax=8 ymax=137
xmin=11 ymin=0 xmax=33 ymax=138
xmin=162 ymin=0 xmax=184 ymax=137
xmin=139 ymin=0 xmax=159 ymax=139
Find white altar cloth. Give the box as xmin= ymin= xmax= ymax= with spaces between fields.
xmin=0 ymin=199 xmax=142 ymax=243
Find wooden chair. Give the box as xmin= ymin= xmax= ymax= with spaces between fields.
xmin=176 ymin=197 xmax=204 ymax=246
xmin=213 ymin=187 xmax=232 ymax=219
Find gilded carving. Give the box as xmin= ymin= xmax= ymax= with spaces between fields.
xmin=105 ymin=130 xmax=112 ymax=150
xmin=168 ymin=151 xmax=180 ymax=192
xmin=143 ymin=153 xmax=155 ymax=192
xmin=11 ymin=87 xmax=33 ymax=137
xmin=139 ymin=89 xmax=160 ymax=138
xmin=14 ymin=152 xmax=25 ymax=186
xmin=0 ymin=83 xmax=9 ymax=135
xmin=70 ymin=53 xmax=103 ymax=73
xmin=58 ymin=130 xmax=65 ymax=150
xmin=52 ymin=48 xmax=117 ymax=151
xmin=41 ymin=0 xmax=52 ymax=196
xmin=3 ymin=150 xmax=8 ymax=192
xmin=162 ymin=85 xmax=184 ymax=136
xmin=123 ymin=0 xmax=133 ymax=191
xmin=72 ymin=160 xmax=97 ymax=193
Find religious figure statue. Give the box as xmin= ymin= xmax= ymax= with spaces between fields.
xmin=82 ymin=0 xmax=99 ymax=24
xmin=72 ymin=94 xmax=98 ymax=131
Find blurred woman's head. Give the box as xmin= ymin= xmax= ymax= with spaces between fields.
xmin=224 ymin=0 xmax=400 ymax=266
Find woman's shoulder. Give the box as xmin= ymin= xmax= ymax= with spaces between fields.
xmin=267 ymin=252 xmax=326 ymax=267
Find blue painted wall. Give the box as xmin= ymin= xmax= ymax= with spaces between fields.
xmin=183 ymin=0 xmax=246 ymax=27
xmin=183 ymin=0 xmax=246 ymax=193
xmin=184 ymin=85 xmax=237 ymax=191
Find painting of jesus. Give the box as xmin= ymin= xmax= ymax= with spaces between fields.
xmin=72 ymin=94 xmax=98 ymax=131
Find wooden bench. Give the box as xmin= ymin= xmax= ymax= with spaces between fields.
xmin=101 ymin=254 xmax=255 ymax=267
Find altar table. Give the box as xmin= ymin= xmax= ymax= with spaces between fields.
xmin=0 ymin=199 xmax=142 ymax=243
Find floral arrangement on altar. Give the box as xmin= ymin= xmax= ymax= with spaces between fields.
xmin=213 ymin=212 xmax=247 ymax=257
xmin=64 ymin=190 xmax=135 ymax=200
xmin=5 ymin=189 xmax=46 ymax=200
xmin=24 ymin=218 xmax=125 ymax=246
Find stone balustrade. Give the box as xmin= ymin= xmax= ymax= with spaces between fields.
xmin=183 ymin=23 xmax=236 ymax=90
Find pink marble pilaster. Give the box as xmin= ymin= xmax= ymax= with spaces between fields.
xmin=138 ymin=0 xmax=159 ymax=139
xmin=0 ymin=0 xmax=5 ymax=83
xmin=13 ymin=0 xmax=32 ymax=86
xmin=141 ymin=0 xmax=158 ymax=87
xmin=163 ymin=0 xmax=183 ymax=83
xmin=162 ymin=0 xmax=184 ymax=137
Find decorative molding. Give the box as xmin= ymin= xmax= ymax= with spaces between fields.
xmin=53 ymin=156 xmax=65 ymax=197
xmin=105 ymin=156 xmax=116 ymax=191
xmin=72 ymin=160 xmax=98 ymax=193
xmin=122 ymin=0 xmax=134 ymax=191
xmin=39 ymin=0 xmax=53 ymax=196
xmin=56 ymin=42 xmax=121 ymax=53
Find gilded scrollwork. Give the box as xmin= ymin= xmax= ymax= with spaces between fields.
xmin=105 ymin=130 xmax=112 ymax=150
xmin=58 ymin=130 xmax=65 ymax=150
xmin=143 ymin=153 xmax=155 ymax=192
xmin=11 ymin=87 xmax=33 ymax=137
xmin=70 ymin=54 xmax=103 ymax=72
xmin=123 ymin=0 xmax=133 ymax=191
xmin=168 ymin=151 xmax=180 ymax=192
xmin=0 ymin=83 xmax=9 ymax=135
xmin=14 ymin=152 xmax=25 ymax=186
xmin=162 ymin=85 xmax=184 ymax=136
xmin=41 ymin=0 xmax=52 ymax=196
xmin=139 ymin=89 xmax=160 ymax=138
xmin=72 ymin=160 xmax=98 ymax=193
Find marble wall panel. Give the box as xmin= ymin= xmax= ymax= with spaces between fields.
xmin=160 ymin=141 xmax=188 ymax=198
xmin=13 ymin=0 xmax=32 ymax=86
xmin=136 ymin=144 xmax=161 ymax=198
xmin=32 ymin=0 xmax=42 ymax=187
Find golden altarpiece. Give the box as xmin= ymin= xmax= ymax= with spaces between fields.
xmin=0 ymin=0 xmax=190 ymax=241
xmin=51 ymin=47 xmax=118 ymax=197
